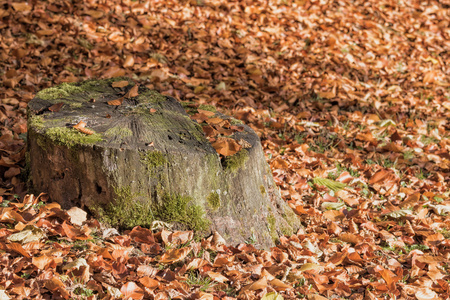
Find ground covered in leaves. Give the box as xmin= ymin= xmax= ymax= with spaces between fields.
xmin=0 ymin=0 xmax=450 ymax=299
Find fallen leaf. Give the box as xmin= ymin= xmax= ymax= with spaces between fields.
xmin=112 ymin=80 xmax=130 ymax=88
xmin=211 ymin=138 xmax=242 ymax=156
xmin=160 ymin=247 xmax=192 ymax=264
xmin=48 ymin=102 xmax=64 ymax=112
xmin=120 ymin=282 xmax=144 ymax=300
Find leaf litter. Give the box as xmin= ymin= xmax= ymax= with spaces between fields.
xmin=0 ymin=0 xmax=449 ymax=299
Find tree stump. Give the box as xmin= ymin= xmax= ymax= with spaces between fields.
xmin=27 ymin=78 xmax=300 ymax=248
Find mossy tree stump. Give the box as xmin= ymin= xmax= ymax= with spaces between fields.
xmin=27 ymin=78 xmax=300 ymax=248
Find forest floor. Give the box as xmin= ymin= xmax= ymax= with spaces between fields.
xmin=0 ymin=0 xmax=449 ymax=299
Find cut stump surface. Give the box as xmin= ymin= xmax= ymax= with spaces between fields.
xmin=27 ymin=78 xmax=300 ymax=248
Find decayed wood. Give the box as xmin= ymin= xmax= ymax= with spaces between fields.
xmin=27 ymin=78 xmax=301 ymax=248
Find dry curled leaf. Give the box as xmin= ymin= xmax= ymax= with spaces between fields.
xmin=73 ymin=121 xmax=94 ymax=135
xmin=211 ymin=137 xmax=241 ymax=156
xmin=48 ymin=102 xmax=64 ymax=112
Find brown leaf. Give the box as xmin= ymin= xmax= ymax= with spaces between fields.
xmin=211 ymin=138 xmax=241 ymax=156
xmin=48 ymin=102 xmax=64 ymax=112
xmin=160 ymin=247 xmax=192 ymax=264
xmin=207 ymin=272 xmax=229 ymax=283
xmin=73 ymin=121 xmax=94 ymax=135
xmin=32 ymin=255 xmax=55 ymax=270
xmin=12 ymin=2 xmax=32 ymax=11
xmin=125 ymin=84 xmax=139 ymax=98
xmin=123 ymin=55 xmax=135 ymax=68
xmin=7 ymin=242 xmax=31 ymax=258
xmin=339 ymin=233 xmax=362 ymax=245
xmin=269 ymin=278 xmax=292 ymax=291
xmin=112 ymin=80 xmax=130 ymax=88
xmin=139 ymin=276 xmax=159 ymax=289
xmin=107 ymin=97 xmax=124 ymax=106
xmin=197 ymin=109 xmax=216 ymax=117
xmin=120 ymin=282 xmax=144 ymax=300
xmin=242 ymin=277 xmax=267 ymax=291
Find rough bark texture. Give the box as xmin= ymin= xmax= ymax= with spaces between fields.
xmin=27 ymin=78 xmax=301 ymax=248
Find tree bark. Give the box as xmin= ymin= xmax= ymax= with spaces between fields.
xmin=27 ymin=78 xmax=301 ymax=248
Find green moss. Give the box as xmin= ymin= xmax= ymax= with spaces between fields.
xmin=94 ymin=186 xmax=154 ymax=228
xmin=43 ymin=116 xmax=74 ymax=127
xmin=140 ymin=151 xmax=167 ymax=173
xmin=205 ymin=153 xmax=220 ymax=189
xmin=29 ymin=115 xmax=44 ymax=131
xmin=280 ymin=224 xmax=293 ymax=236
xmin=229 ymin=118 xmax=244 ymax=125
xmin=223 ymin=149 xmax=249 ymax=173
xmin=36 ymin=82 xmax=84 ymax=100
xmin=260 ymin=185 xmax=266 ymax=195
xmin=36 ymin=135 xmax=48 ymax=151
xmin=198 ymin=104 xmax=217 ymax=112
xmin=104 ymin=126 xmax=133 ymax=139
xmin=266 ymin=214 xmax=279 ymax=243
xmin=153 ymin=193 xmax=210 ymax=231
xmin=71 ymin=102 xmax=83 ymax=108
xmin=282 ymin=208 xmax=299 ymax=227
xmin=190 ymin=121 xmax=208 ymax=142
xmin=137 ymin=90 xmax=166 ymax=103
xmin=207 ymin=192 xmax=220 ymax=211
xmin=46 ymin=127 xmax=103 ymax=147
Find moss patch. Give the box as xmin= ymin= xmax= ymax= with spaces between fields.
xmin=198 ymin=104 xmax=217 ymax=112
xmin=153 ymin=193 xmax=210 ymax=231
xmin=266 ymin=213 xmax=279 ymax=243
xmin=230 ymin=118 xmax=244 ymax=125
xmin=46 ymin=127 xmax=103 ymax=147
xmin=223 ymin=149 xmax=249 ymax=173
xmin=190 ymin=120 xmax=208 ymax=143
xmin=94 ymin=186 xmax=154 ymax=228
xmin=29 ymin=115 xmax=44 ymax=131
xmin=36 ymin=82 xmax=84 ymax=100
xmin=104 ymin=126 xmax=133 ymax=139
xmin=140 ymin=151 xmax=167 ymax=172
xmin=137 ymin=90 xmax=166 ymax=104
xmin=260 ymin=185 xmax=266 ymax=195
xmin=207 ymin=192 xmax=220 ymax=211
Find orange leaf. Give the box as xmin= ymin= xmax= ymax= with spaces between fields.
xmin=160 ymin=247 xmax=192 ymax=264
xmin=120 ymin=282 xmax=144 ymax=300
xmin=374 ymin=265 xmax=398 ymax=291
xmin=48 ymin=102 xmax=64 ymax=112
xmin=369 ymin=169 xmax=390 ymax=184
xmin=12 ymin=2 xmax=32 ymax=11
xmin=73 ymin=121 xmax=94 ymax=135
xmin=73 ymin=121 xmax=87 ymax=130
xmin=33 ymin=255 xmax=54 ymax=270
xmin=197 ymin=109 xmax=216 ymax=117
xmin=123 ymin=55 xmax=135 ymax=68
xmin=125 ymin=84 xmax=139 ymax=98
xmin=103 ymin=67 xmax=126 ymax=78
xmin=207 ymin=272 xmax=229 ymax=283
xmin=107 ymin=97 xmax=124 ymax=106
xmin=242 ymin=277 xmax=267 ymax=291
xmin=7 ymin=242 xmax=31 ymax=258
xmin=269 ymin=278 xmax=292 ymax=291
xmin=271 ymin=157 xmax=289 ymax=169
xmin=423 ymin=70 xmax=436 ymax=84
xmin=112 ymin=80 xmax=130 ymax=88
xmin=139 ymin=276 xmax=159 ymax=289
xmin=339 ymin=233 xmax=362 ymax=245
xmin=336 ymin=172 xmax=354 ymax=183
xmin=211 ymin=138 xmax=242 ymax=156
xmin=205 ymin=117 xmax=224 ymax=125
